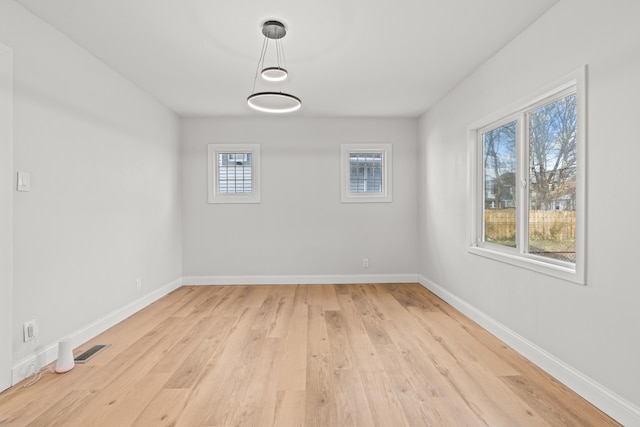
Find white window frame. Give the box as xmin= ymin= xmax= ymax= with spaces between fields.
xmin=341 ymin=143 xmax=392 ymax=203
xmin=468 ymin=66 xmax=587 ymax=285
xmin=208 ymin=144 xmax=261 ymax=204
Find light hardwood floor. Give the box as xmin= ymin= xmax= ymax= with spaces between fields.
xmin=0 ymin=283 xmax=619 ymax=426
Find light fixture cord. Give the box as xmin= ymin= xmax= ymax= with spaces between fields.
xmin=280 ymin=39 xmax=288 ymax=71
xmin=276 ymin=38 xmax=282 ymax=70
xmin=278 ymin=38 xmax=290 ymax=91
xmin=252 ymin=36 xmax=269 ymax=93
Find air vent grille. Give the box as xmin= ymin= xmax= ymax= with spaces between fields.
xmin=74 ymin=344 xmax=110 ymax=363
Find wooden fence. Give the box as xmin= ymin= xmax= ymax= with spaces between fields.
xmin=485 ymin=209 xmax=576 ymax=240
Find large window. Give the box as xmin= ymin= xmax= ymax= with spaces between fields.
xmin=208 ymin=144 xmax=261 ymax=204
xmin=341 ymin=144 xmax=392 ymax=203
xmin=469 ymin=67 xmax=586 ymax=284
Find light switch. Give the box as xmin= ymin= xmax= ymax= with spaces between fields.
xmin=17 ymin=172 xmax=30 ymax=192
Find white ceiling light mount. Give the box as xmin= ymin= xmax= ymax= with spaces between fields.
xmin=247 ymin=20 xmax=302 ymax=113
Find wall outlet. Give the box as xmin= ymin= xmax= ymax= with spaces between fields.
xmin=136 ymin=278 xmax=142 ymax=291
xmin=25 ymin=359 xmax=37 ymax=377
xmin=362 ymin=258 xmax=369 ymax=268
xmin=23 ymin=319 xmax=38 ymax=342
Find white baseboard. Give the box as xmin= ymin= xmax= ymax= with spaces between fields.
xmin=418 ymin=274 xmax=640 ymax=427
xmin=182 ymin=274 xmax=419 ymax=286
xmin=11 ymin=277 xmax=182 ymax=386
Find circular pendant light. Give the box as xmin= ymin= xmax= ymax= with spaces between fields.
xmin=247 ymin=92 xmax=301 ymax=114
xmin=261 ymin=66 xmax=288 ymax=82
xmin=248 ymin=20 xmax=302 ymax=113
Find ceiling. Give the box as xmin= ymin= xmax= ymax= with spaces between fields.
xmin=16 ymin=0 xmax=559 ymax=118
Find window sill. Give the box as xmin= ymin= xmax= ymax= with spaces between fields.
xmin=341 ymin=194 xmax=392 ymax=203
xmin=209 ymin=195 xmax=261 ymax=204
xmin=468 ymin=245 xmax=585 ymax=285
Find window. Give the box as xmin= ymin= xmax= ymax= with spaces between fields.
xmin=350 ymin=153 xmax=383 ymax=193
xmin=469 ymin=67 xmax=586 ymax=284
xmin=218 ymin=153 xmax=253 ymax=194
xmin=208 ymin=144 xmax=261 ymax=203
xmin=341 ymin=144 xmax=392 ymax=203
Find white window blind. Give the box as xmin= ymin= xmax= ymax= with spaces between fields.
xmin=349 ymin=153 xmax=383 ymax=193
xmin=218 ymin=153 xmax=253 ymax=194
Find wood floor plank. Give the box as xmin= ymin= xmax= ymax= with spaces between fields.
xmin=0 ymin=365 xmax=98 ymax=426
xmin=324 ymin=310 xmax=376 ymax=426
xmin=500 ymin=374 xmax=618 ymax=427
xmin=331 ymin=367 xmax=376 ymax=427
xmin=334 ymin=284 xmax=367 ymax=335
xmin=170 ymin=364 xmax=219 ymax=427
xmin=386 ymin=282 xmax=443 ymax=312
xmin=160 ymin=315 xmax=236 ymax=389
xmin=266 ymin=285 xmax=297 ymax=339
xmin=72 ymin=373 xmax=171 ymax=427
xmin=335 ymin=288 xmax=408 ymax=425
xmin=320 ymin=284 xmax=341 ymax=311
xmin=130 ymin=388 xmax=191 ymax=427
xmin=174 ymin=307 xmax=262 ymax=426
xmin=406 ymin=310 xmax=549 ymax=426
xmin=349 ymin=285 xmax=394 ymax=346
xmin=304 ymin=304 xmax=340 ymax=427
xmin=73 ymin=286 xmax=205 ymax=368
xmin=74 ymin=316 xmax=184 ymax=391
xmin=366 ymin=283 xmax=412 ymax=321
xmin=371 ymin=328 xmax=446 ymax=426
xmin=240 ymin=285 xmax=273 ymax=309
xmin=380 ymin=316 xmax=476 ymax=404
xmin=273 ymin=390 xmax=306 ymax=427
xmin=57 ymin=320 xmax=187 ymax=424
xmin=0 ymin=284 xmax=620 ymax=427
xmin=219 ymin=336 xmax=281 ymax=427
xmin=275 ymin=285 xmax=308 ymax=392
xmin=411 ymin=308 xmax=520 ymax=377
xmin=25 ymin=389 xmax=97 ymax=427
xmin=346 ymin=330 xmax=412 ymax=427
xmin=325 ymin=310 xmax=354 ymax=371
xmin=169 ymin=286 xmax=225 ymax=318
xmin=367 ymin=315 xmax=484 ymax=427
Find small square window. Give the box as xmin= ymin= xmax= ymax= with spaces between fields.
xmin=208 ymin=144 xmax=260 ymax=204
xmin=341 ymin=144 xmax=392 ymax=203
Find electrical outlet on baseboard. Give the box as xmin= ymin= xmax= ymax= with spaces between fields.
xmin=25 ymin=359 xmax=37 ymax=377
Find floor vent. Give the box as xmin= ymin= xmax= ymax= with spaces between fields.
xmin=74 ymin=344 xmax=110 ymax=364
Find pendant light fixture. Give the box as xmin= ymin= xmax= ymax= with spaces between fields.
xmin=247 ymin=20 xmax=302 ymax=113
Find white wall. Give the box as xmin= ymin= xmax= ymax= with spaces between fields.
xmin=0 ymin=2 xmax=182 ymax=369
xmin=182 ymin=117 xmax=418 ymax=282
xmin=0 ymin=41 xmax=14 ymax=392
xmin=418 ymin=0 xmax=640 ymax=421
